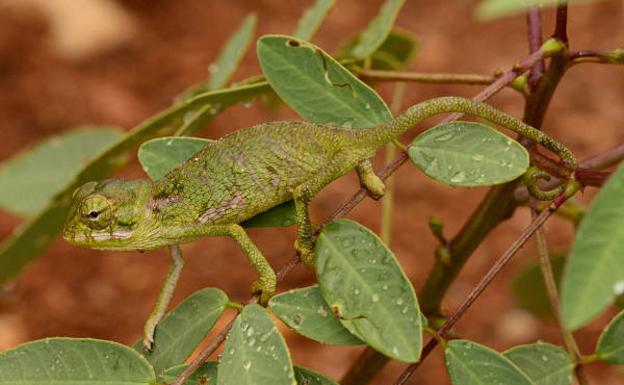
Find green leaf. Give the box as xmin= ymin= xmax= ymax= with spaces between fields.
xmin=241 ymin=201 xmax=296 ymax=228
xmin=351 ymin=0 xmax=406 ymax=60
xmin=257 ymin=35 xmax=391 ymax=129
xmin=134 ymin=288 xmax=227 ymax=371
xmin=596 ymin=309 xmax=624 ymax=364
xmin=138 ymin=137 xmax=215 ymax=181
xmin=511 ymin=254 xmax=566 ymax=318
xmin=0 ymin=127 xmax=122 ymax=216
xmin=0 ymin=81 xmax=270 ymax=285
xmin=294 ymin=366 xmax=340 ymax=385
xmin=161 ymin=363 xmax=335 ymax=385
xmin=504 ymin=342 xmax=574 ymax=385
xmin=218 ymin=304 xmax=295 ymax=385
xmin=475 ymin=0 xmax=608 ymax=20
xmin=338 ymin=28 xmax=419 ymax=70
xmin=162 ymin=362 xmax=218 ymax=385
xmin=0 ymin=338 xmax=155 ymax=384
xmin=269 ymin=285 xmax=363 ymax=345
xmin=561 ymin=164 xmax=624 ymax=330
xmin=408 ymin=121 xmax=529 ymax=187
xmin=209 ymin=14 xmax=257 ymax=90
xmin=138 ymin=136 xmax=296 ymax=228
xmin=180 ymin=15 xmax=257 ymax=99
xmin=293 ymin=0 xmax=336 ymax=40
xmin=315 ymin=219 xmax=422 ymax=362
xmin=445 ymin=340 xmax=535 ymax=385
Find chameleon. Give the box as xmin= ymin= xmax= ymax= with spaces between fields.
xmin=62 ymin=96 xmax=576 ymax=349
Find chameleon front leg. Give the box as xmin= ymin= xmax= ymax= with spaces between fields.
xmin=214 ymin=224 xmax=277 ymax=304
xmin=143 ymin=244 xmax=184 ymax=350
xmin=167 ymin=223 xmax=277 ymax=303
xmin=356 ymin=159 xmax=385 ymax=198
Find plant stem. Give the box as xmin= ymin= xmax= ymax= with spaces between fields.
xmin=357 ymin=69 xmax=497 ymax=85
xmin=526 ymin=8 xmax=545 ymax=89
xmin=393 ymin=198 xmax=571 ymax=385
xmin=530 ymin=203 xmax=589 ymax=385
xmin=380 ymin=83 xmax=406 ymax=243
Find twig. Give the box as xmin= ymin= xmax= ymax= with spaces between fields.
xmin=392 ymin=196 xmax=571 ymax=385
xmin=553 ymin=3 xmax=569 ymax=44
xmin=526 ymin=8 xmax=545 ymax=89
xmin=357 ymin=69 xmax=497 ymax=85
xmin=530 ymin=202 xmax=589 ymax=385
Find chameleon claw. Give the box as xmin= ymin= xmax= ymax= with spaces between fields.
xmin=294 ymin=239 xmax=316 ymax=268
xmin=250 ymin=272 xmax=276 ymax=305
xmin=142 ymin=333 xmax=154 ymax=352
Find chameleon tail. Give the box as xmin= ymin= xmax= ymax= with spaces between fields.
xmin=358 ymin=96 xmax=576 ymax=167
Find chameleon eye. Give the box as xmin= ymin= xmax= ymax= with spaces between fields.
xmin=80 ymin=194 xmax=112 ymax=229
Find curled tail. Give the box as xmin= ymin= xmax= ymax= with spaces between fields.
xmin=357 ymin=96 xmax=576 ymax=168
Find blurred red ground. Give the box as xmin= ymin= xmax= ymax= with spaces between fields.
xmin=0 ymin=1 xmax=623 ymax=383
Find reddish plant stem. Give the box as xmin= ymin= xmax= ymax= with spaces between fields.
xmin=554 ymin=4 xmax=569 ymax=44
xmin=526 ymin=8 xmax=545 ymax=89
xmin=357 ymin=69 xmax=497 ymax=85
xmin=392 ymin=199 xmax=568 ymax=385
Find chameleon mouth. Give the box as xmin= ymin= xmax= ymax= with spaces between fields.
xmin=66 ymin=230 xmax=133 ymax=244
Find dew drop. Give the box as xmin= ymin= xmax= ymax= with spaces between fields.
xmin=243 ymin=360 xmax=252 ymax=370
xmin=208 ymin=63 xmax=219 ymax=74
xmin=613 ymin=280 xmax=624 ymax=295
xmin=434 ymin=133 xmax=453 ymax=142
xmin=471 ymin=154 xmax=484 ymax=161
xmin=450 ymin=171 xmax=467 ymax=184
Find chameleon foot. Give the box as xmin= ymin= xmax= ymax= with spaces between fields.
xmin=362 ymin=173 xmax=385 ymax=199
xmin=250 ymin=271 xmax=277 ymax=304
xmin=357 ymin=160 xmax=386 ymax=199
xmin=142 ymin=333 xmax=155 ymax=352
xmin=294 ymin=238 xmax=316 ymax=268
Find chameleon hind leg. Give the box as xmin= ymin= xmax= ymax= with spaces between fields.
xmin=143 ymin=244 xmax=185 ymax=351
xmin=293 ymin=151 xmax=365 ymax=267
xmin=356 ymin=159 xmax=385 ymax=198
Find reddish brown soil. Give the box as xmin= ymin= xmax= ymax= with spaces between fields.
xmin=1 ymin=1 xmax=623 ymax=384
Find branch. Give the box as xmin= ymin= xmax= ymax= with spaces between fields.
xmin=357 ymin=69 xmax=497 ymax=85
xmin=392 ymin=193 xmax=574 ymax=385
xmin=553 ymin=3 xmax=569 ymax=44
xmin=569 ymin=49 xmax=624 ymax=66
xmin=530 ymin=202 xmax=589 ymax=385
xmin=526 ymin=7 xmax=545 ymax=89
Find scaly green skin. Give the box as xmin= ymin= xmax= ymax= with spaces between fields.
xmin=62 ymin=96 xmax=576 ymax=349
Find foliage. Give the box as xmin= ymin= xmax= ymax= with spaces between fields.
xmin=0 ymin=0 xmax=622 ymax=384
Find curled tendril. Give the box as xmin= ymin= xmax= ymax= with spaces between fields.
xmin=523 ymin=166 xmax=567 ymax=201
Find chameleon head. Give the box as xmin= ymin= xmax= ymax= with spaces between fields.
xmin=63 ymin=179 xmax=161 ymax=250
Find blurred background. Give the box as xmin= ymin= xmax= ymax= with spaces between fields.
xmin=0 ymin=0 xmax=623 ymax=383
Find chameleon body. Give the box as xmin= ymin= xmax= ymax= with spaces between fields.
xmin=62 ymin=96 xmax=576 ymax=349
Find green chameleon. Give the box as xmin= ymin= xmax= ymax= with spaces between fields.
xmin=62 ymin=96 xmax=575 ymax=349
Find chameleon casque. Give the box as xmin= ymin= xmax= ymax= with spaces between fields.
xmin=62 ymin=96 xmax=574 ymax=349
